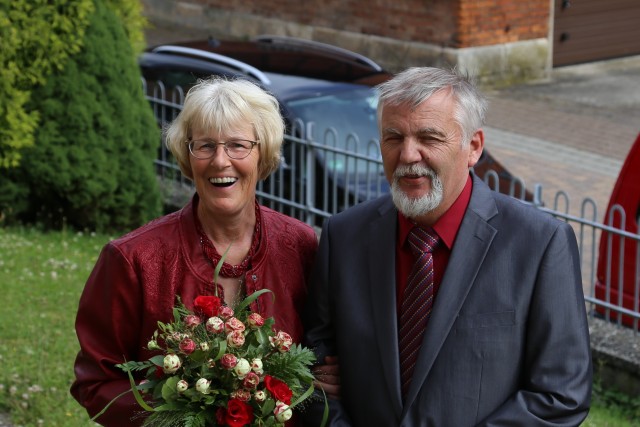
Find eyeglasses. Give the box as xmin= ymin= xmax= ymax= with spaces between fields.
xmin=187 ymin=139 xmax=259 ymax=160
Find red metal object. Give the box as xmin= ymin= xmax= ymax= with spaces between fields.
xmin=595 ymin=132 xmax=640 ymax=329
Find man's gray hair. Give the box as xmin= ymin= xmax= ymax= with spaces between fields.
xmin=376 ymin=67 xmax=488 ymax=146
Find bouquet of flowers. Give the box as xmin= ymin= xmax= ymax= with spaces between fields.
xmin=94 ymin=254 xmax=325 ymax=427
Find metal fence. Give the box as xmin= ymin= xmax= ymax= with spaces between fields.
xmin=145 ymin=80 xmax=640 ymax=334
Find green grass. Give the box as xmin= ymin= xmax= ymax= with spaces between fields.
xmin=584 ymin=405 xmax=637 ymax=427
xmin=0 ymin=226 xmax=112 ymax=426
xmin=0 ymin=226 xmax=638 ymax=426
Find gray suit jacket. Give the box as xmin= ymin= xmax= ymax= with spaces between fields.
xmin=303 ymin=175 xmax=592 ymax=426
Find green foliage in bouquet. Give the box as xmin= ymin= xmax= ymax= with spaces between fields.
xmin=95 ymin=245 xmax=325 ymax=427
xmin=112 ymin=290 xmax=318 ymax=426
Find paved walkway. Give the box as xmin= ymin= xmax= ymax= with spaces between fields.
xmin=483 ymin=56 xmax=640 ymax=220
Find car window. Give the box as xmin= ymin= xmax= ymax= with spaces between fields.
xmin=286 ymin=87 xmax=379 ymax=152
xmin=285 ymin=87 xmax=383 ymax=180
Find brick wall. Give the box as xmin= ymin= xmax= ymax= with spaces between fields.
xmin=142 ymin=0 xmax=553 ymax=84
xmin=172 ymin=0 xmax=548 ymax=48
xmin=456 ymin=0 xmax=550 ymax=47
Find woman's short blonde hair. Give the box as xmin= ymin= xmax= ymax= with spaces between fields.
xmin=165 ymin=77 xmax=284 ymax=181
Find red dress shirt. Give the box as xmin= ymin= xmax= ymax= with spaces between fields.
xmin=396 ymin=175 xmax=473 ymax=310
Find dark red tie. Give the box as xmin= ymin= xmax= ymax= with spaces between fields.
xmin=399 ymin=226 xmax=440 ymax=397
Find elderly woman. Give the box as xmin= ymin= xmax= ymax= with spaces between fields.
xmin=71 ymin=78 xmax=328 ymax=425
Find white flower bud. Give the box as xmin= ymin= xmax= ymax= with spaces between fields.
xmin=233 ymin=358 xmax=251 ymax=379
xmin=176 ymin=380 xmax=188 ymax=393
xmin=274 ymin=401 xmax=293 ymax=423
xmin=195 ymin=378 xmax=211 ymax=394
xmin=162 ymin=354 xmax=181 ymax=374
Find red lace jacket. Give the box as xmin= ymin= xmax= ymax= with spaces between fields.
xmin=70 ymin=195 xmax=318 ymax=425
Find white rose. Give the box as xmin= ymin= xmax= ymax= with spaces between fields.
xmin=206 ymin=316 xmax=225 ymax=334
xmin=227 ymin=330 xmax=245 ymax=348
xmin=162 ymin=354 xmax=181 ymax=374
xmin=233 ymin=358 xmax=251 ymax=379
xmin=254 ymin=390 xmax=267 ymax=402
xmin=274 ymin=401 xmax=293 ymax=423
xmin=195 ymin=378 xmax=211 ymax=394
xmin=251 ymin=358 xmax=263 ymax=375
xmin=176 ymin=379 xmax=188 ymax=393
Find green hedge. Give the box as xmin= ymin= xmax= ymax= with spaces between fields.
xmin=0 ymin=0 xmax=94 ymax=169
xmin=0 ymin=0 xmax=161 ymax=231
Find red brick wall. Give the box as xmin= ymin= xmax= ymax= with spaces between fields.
xmin=456 ymin=0 xmax=550 ymax=47
xmin=168 ymin=0 xmax=549 ymax=48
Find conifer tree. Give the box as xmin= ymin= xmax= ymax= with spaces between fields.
xmin=2 ymin=0 xmax=161 ymax=231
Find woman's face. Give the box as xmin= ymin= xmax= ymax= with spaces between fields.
xmin=189 ymin=122 xmax=260 ymax=221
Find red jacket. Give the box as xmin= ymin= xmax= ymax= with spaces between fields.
xmin=70 ymin=196 xmax=318 ymax=425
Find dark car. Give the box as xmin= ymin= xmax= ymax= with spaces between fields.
xmin=141 ymin=36 xmax=391 ymax=215
xmin=595 ymin=131 xmax=640 ymax=330
xmin=140 ymin=35 xmax=529 ymax=219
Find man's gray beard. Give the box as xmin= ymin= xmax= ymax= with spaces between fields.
xmin=390 ymin=165 xmax=444 ymax=219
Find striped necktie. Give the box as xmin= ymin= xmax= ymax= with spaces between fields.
xmin=399 ymin=226 xmax=440 ymax=398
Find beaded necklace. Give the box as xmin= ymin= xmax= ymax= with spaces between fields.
xmin=195 ymin=200 xmax=262 ymax=279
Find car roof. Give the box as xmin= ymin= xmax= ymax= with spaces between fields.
xmin=145 ymin=36 xmax=392 ymax=86
xmin=139 ymin=49 xmax=375 ymax=99
xmin=261 ymin=72 xmax=374 ymax=102
xmin=139 ymin=51 xmax=246 ymax=81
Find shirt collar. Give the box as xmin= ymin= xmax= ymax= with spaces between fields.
xmin=398 ymin=174 xmax=473 ymax=249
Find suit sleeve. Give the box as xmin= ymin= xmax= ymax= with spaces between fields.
xmin=477 ymin=222 xmax=592 ymax=426
xmin=301 ymin=219 xmax=354 ymax=427
xmin=70 ymin=243 xmax=147 ymax=426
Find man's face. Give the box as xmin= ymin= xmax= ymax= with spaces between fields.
xmin=379 ymin=89 xmax=483 ymax=223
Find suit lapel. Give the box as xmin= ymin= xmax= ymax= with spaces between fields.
xmin=401 ymin=177 xmax=499 ymax=412
xmin=367 ymin=197 xmax=404 ymax=417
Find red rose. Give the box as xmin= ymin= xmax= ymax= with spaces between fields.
xmin=264 ymin=375 xmax=293 ymax=404
xmin=194 ymin=295 xmax=222 ymax=317
xmin=184 ymin=314 xmax=201 ymax=329
xmin=179 ymin=338 xmax=196 ymax=354
xmin=247 ymin=312 xmax=265 ymax=329
xmin=224 ymin=398 xmax=254 ymax=427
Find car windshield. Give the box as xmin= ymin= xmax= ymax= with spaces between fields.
xmin=285 ymin=86 xmax=381 ymax=162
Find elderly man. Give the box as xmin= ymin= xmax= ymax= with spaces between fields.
xmin=303 ymin=67 xmax=592 ymax=426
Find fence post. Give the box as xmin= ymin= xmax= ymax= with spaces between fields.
xmin=305 ymin=122 xmax=317 ymax=226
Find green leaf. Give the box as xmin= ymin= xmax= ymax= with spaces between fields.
xmin=261 ymin=398 xmax=276 ymax=416
xmin=236 ymin=288 xmax=273 ymax=312
xmin=290 ymin=383 xmax=315 ymax=409
xmin=188 ymin=350 xmax=208 ymax=364
xmin=185 ymin=411 xmax=206 ymax=427
xmin=213 ymin=339 xmax=227 ymax=361
xmin=320 ymin=388 xmax=329 ymax=427
xmin=149 ymin=354 xmax=165 ymax=367
xmin=161 ymin=376 xmax=181 ymax=402
xmin=213 ymin=243 xmax=233 ymax=291
xmin=128 ymin=370 xmax=155 ymax=412
xmin=116 ymin=359 xmax=154 ymax=372
xmin=89 ymin=387 xmax=133 ymax=421
xmin=137 ymin=380 xmax=157 ymax=392
xmin=255 ymin=328 xmax=267 ymax=345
